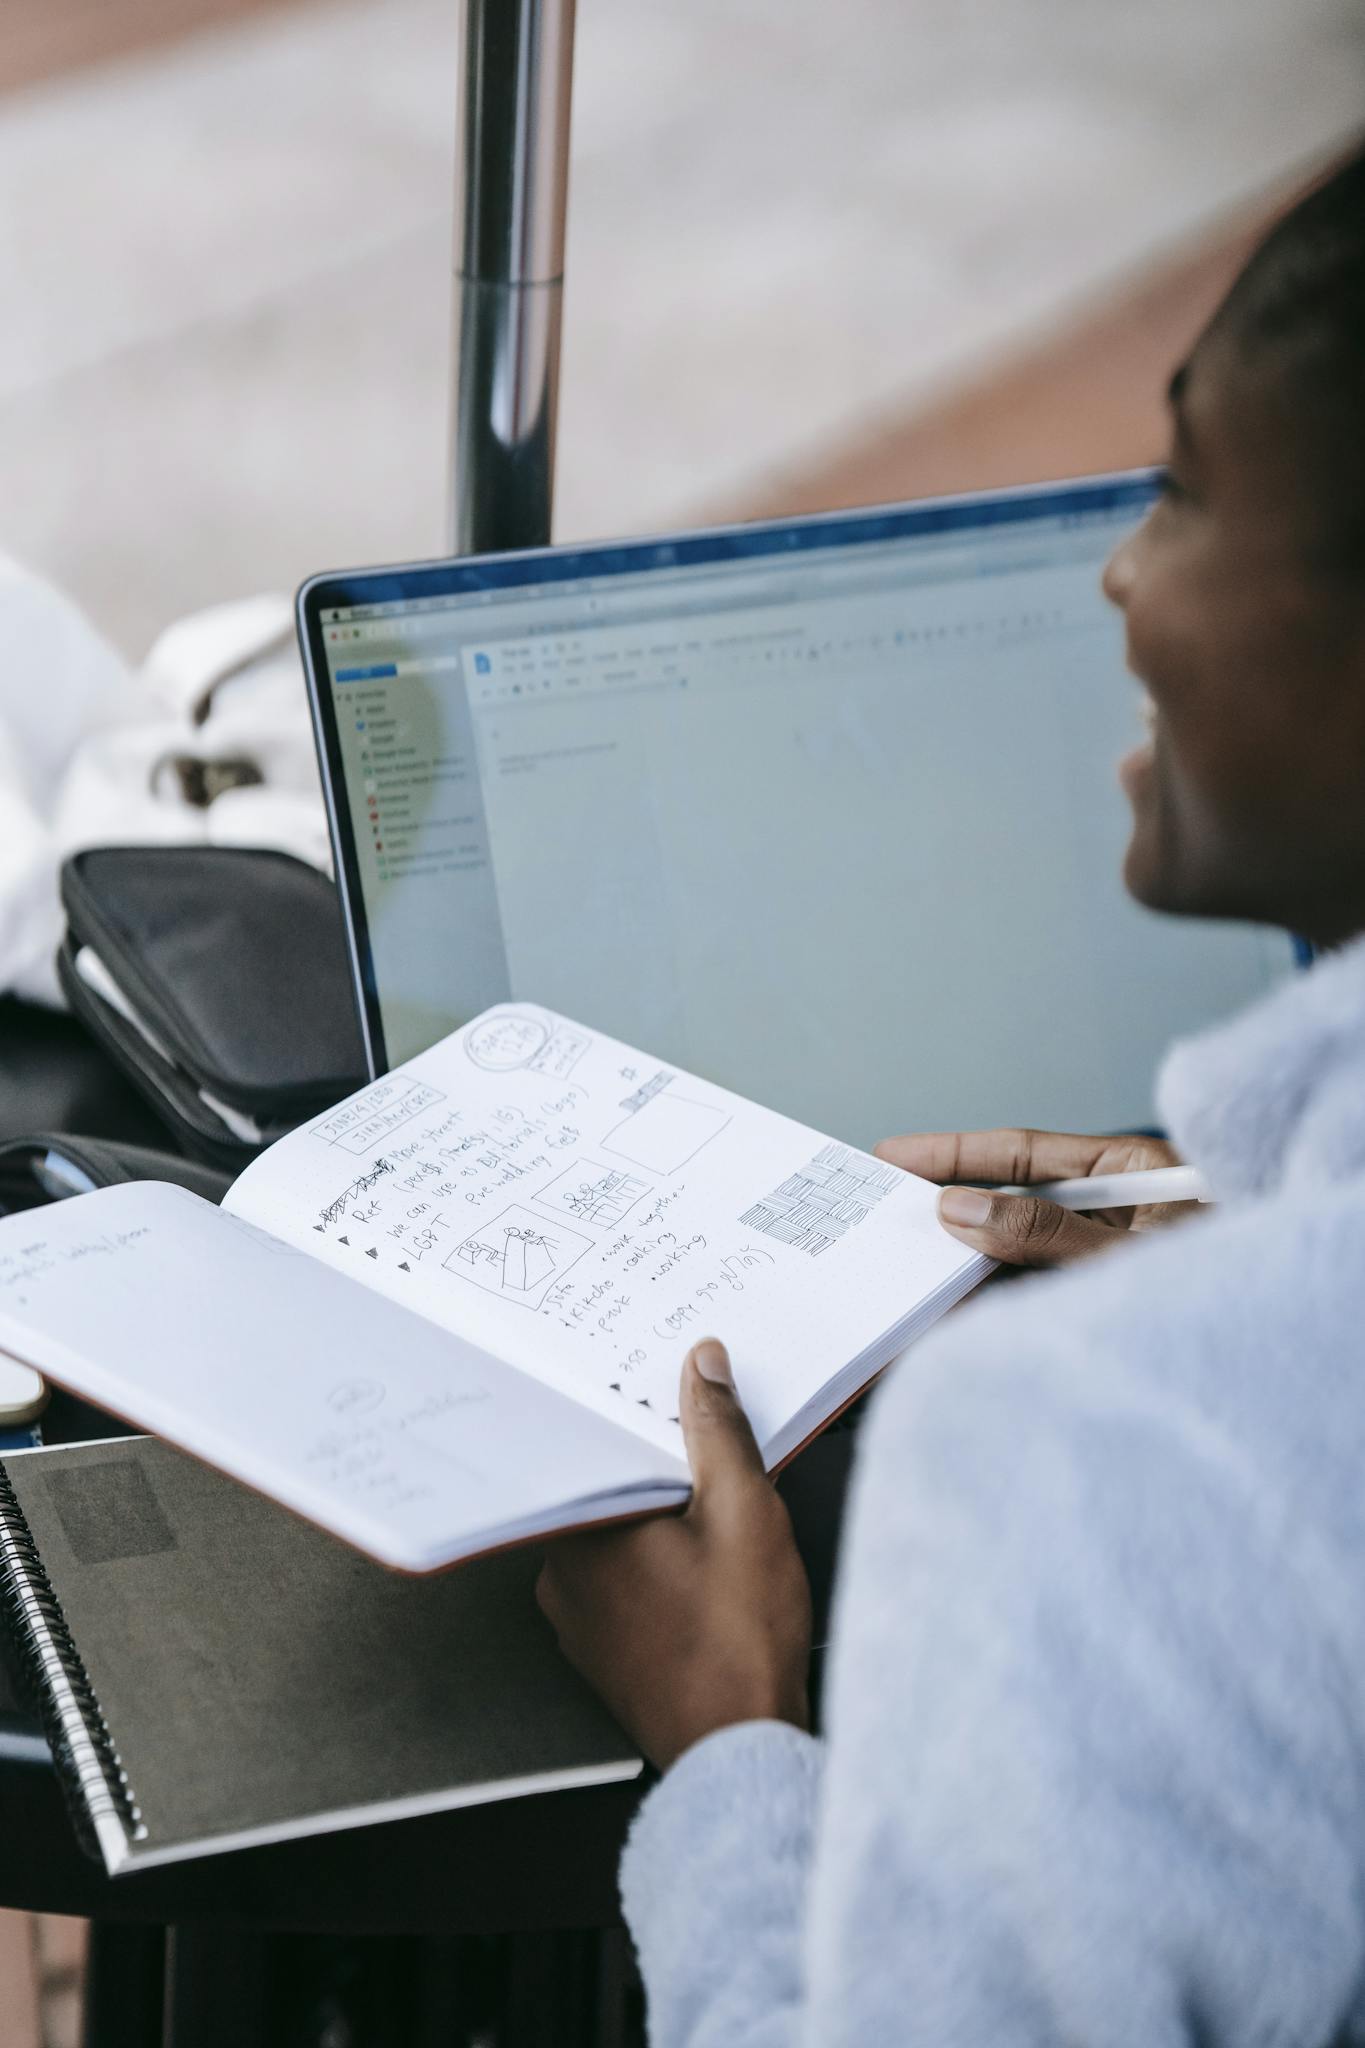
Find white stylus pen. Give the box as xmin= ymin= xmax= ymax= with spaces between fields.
xmin=1013 ymin=1165 xmax=1211 ymax=1210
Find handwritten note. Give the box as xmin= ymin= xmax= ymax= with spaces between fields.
xmin=313 ymin=1079 xmax=446 ymax=1156
xmin=226 ymin=1003 xmax=969 ymax=1457
xmin=0 ymin=1008 xmax=982 ymax=1567
xmin=0 ymin=1180 xmax=689 ymax=1571
xmin=0 ymin=1224 xmax=152 ymax=1308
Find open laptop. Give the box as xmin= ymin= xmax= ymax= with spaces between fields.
xmin=296 ymin=472 xmax=1293 ymax=1150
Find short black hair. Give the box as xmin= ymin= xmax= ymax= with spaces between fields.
xmin=1209 ymin=142 xmax=1365 ymax=570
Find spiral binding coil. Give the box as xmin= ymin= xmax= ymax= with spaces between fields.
xmin=0 ymin=1460 xmax=145 ymax=1861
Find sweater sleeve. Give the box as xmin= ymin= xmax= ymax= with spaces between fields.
xmin=621 ymin=1722 xmax=824 ymax=2047
xmin=621 ymin=1202 xmax=1365 ymax=2048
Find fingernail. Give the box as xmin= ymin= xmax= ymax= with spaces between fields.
xmin=692 ymin=1340 xmax=733 ymax=1385
xmin=939 ymin=1187 xmax=993 ymax=1227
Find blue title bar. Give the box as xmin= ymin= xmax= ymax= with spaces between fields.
xmin=335 ymin=663 xmax=398 ymax=683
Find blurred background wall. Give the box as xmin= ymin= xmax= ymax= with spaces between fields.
xmin=0 ymin=0 xmax=1361 ymax=656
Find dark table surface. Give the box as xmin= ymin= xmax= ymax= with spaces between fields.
xmin=0 ymin=995 xmax=173 ymax=1150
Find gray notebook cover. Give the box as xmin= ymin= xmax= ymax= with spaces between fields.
xmin=0 ymin=1436 xmax=640 ymax=1874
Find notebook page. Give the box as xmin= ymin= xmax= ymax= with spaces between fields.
xmin=228 ymin=1005 xmax=986 ymax=1462
xmin=0 ymin=1183 xmax=687 ymax=1570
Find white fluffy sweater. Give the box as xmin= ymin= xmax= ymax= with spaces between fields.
xmin=621 ymin=936 xmax=1365 ymax=2046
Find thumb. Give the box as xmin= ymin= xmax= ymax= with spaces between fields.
xmin=937 ymin=1186 xmax=1117 ymax=1267
xmin=679 ymin=1340 xmax=767 ymax=1495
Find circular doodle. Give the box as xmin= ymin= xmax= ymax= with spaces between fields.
xmin=464 ymin=1010 xmax=550 ymax=1071
xmin=326 ymin=1379 xmax=387 ymax=1418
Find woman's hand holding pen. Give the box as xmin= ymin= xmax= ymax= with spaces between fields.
xmin=875 ymin=1127 xmax=1199 ymax=1267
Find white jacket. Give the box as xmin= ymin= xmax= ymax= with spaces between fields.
xmin=622 ymin=935 xmax=1365 ymax=2046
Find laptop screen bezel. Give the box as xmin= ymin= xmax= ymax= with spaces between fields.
xmin=297 ymin=467 xmax=1161 ymax=1077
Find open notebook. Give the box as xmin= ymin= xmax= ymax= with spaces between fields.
xmin=0 ymin=1004 xmax=988 ymax=1570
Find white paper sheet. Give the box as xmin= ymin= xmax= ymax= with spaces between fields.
xmin=0 ymin=1182 xmax=687 ymax=1570
xmin=228 ymin=1003 xmax=984 ymax=1459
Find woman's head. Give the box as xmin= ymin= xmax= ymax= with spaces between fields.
xmin=1104 ymin=146 xmax=1365 ymax=945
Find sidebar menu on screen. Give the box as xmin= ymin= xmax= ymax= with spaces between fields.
xmin=325 ymin=633 xmax=511 ymax=1063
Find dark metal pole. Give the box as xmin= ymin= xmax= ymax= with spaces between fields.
xmin=448 ymin=0 xmax=576 ymax=556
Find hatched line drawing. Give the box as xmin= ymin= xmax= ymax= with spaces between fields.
xmin=535 ymin=1158 xmax=653 ymax=1230
xmin=740 ymin=1143 xmax=901 ymax=1256
xmin=444 ymin=1203 xmax=592 ymax=1309
xmin=618 ymin=1069 xmax=673 ymax=1114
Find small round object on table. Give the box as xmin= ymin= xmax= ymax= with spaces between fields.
xmin=0 ymin=1358 xmax=47 ymax=1450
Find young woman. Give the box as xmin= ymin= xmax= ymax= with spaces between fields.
xmin=538 ymin=149 xmax=1365 ymax=2046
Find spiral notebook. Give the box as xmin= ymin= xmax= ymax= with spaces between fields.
xmin=0 ymin=1435 xmax=640 ymax=1876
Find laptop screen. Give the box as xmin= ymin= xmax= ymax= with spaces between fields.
xmin=301 ymin=473 xmax=1291 ymax=1148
